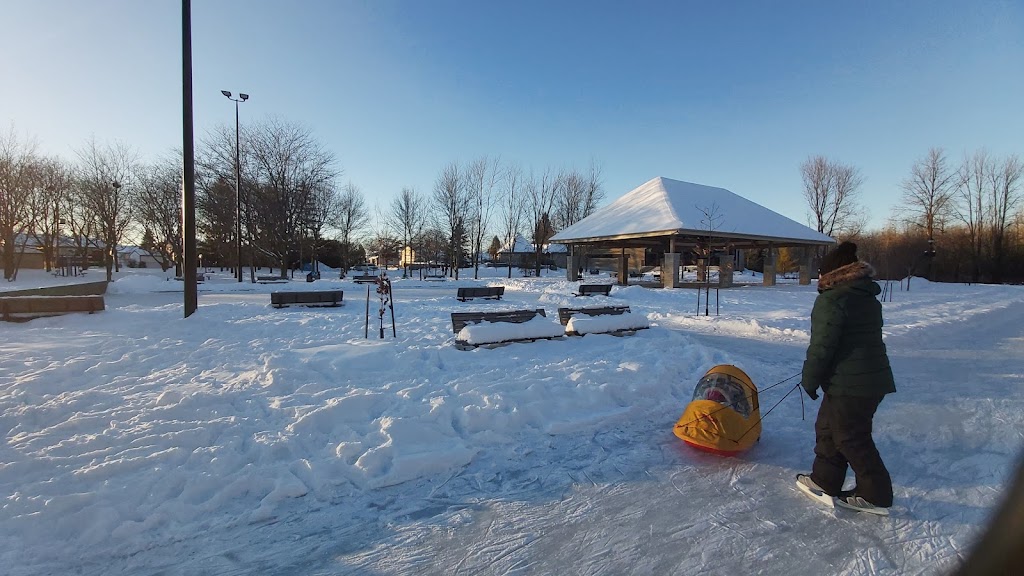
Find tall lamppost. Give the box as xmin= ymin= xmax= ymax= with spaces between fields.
xmin=111 ymin=180 xmax=121 ymax=274
xmin=221 ymin=90 xmax=248 ymax=282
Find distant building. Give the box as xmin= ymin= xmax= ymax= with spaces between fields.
xmin=118 ymin=246 xmax=162 ymax=269
xmin=1 ymin=233 xmax=104 ymax=270
xmin=496 ymin=234 xmax=567 ymax=269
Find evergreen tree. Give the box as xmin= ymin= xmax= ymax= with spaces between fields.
xmin=487 ymin=236 xmax=502 ymax=261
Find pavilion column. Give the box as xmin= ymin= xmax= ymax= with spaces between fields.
xmin=568 ymin=245 xmax=580 ymax=281
xmin=736 ymin=249 xmax=745 ymax=272
xmin=618 ymin=248 xmax=628 ymax=286
xmin=799 ymin=247 xmax=812 ymax=285
xmin=663 ymin=253 xmax=680 ymax=288
xmin=719 ymin=248 xmax=734 ymax=288
xmin=763 ymin=243 xmax=777 ymax=286
xmin=664 ymin=236 xmax=680 ymax=288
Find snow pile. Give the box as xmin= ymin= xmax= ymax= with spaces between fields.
xmin=107 ymin=272 xmax=177 ymax=293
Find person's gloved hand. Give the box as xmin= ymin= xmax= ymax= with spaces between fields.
xmin=802 ymin=381 xmax=819 ymax=400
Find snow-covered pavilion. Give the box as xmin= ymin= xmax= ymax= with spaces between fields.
xmin=548 ymin=177 xmax=835 ymax=287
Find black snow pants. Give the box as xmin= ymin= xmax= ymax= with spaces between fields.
xmin=811 ymin=393 xmax=893 ymax=507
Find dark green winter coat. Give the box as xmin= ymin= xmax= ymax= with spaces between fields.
xmin=802 ymin=261 xmax=896 ymax=397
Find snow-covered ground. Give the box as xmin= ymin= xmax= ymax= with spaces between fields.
xmin=1 ymin=266 xmax=1022 ymax=575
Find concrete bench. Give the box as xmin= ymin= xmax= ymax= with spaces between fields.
xmin=451 ymin=308 xmax=560 ymax=349
xmin=574 ymin=283 xmax=612 ymax=297
xmin=0 ymin=295 xmax=105 ymax=322
xmin=456 ymin=286 xmax=504 ymax=301
xmin=270 ymin=290 xmax=344 ymax=309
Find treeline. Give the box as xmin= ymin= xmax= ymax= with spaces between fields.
xmin=0 ymin=118 xmax=604 ymax=283
xmin=5 ymin=118 xmax=1020 ymax=285
xmin=798 ymin=149 xmax=1023 ymax=284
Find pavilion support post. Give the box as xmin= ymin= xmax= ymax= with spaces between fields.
xmin=736 ymin=249 xmax=745 ymax=272
xmin=663 ymin=252 xmax=680 ymax=288
xmin=763 ymin=243 xmax=777 ymax=286
xmin=719 ymin=249 xmax=734 ymax=288
xmin=618 ymin=249 xmax=628 ymax=286
xmin=799 ymin=247 xmax=812 ymax=285
xmin=568 ymin=246 xmax=580 ymax=281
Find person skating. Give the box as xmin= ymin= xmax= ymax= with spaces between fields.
xmin=798 ymin=241 xmax=896 ymax=515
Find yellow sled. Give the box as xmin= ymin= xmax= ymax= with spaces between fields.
xmin=673 ymin=365 xmax=761 ymax=456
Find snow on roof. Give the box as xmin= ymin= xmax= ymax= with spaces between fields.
xmin=549 ymin=177 xmax=835 ymax=245
xmin=500 ymin=234 xmax=533 ymax=253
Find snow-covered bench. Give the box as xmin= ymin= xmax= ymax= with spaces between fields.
xmin=450 ymin=308 xmax=563 ymax=349
xmin=557 ymin=305 xmax=650 ymax=336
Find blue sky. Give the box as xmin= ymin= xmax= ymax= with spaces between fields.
xmin=3 ymin=0 xmax=1022 ymax=231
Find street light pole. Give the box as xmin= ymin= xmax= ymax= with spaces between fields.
xmin=221 ymin=90 xmax=248 ymax=282
xmin=111 ymin=181 xmax=121 ymax=277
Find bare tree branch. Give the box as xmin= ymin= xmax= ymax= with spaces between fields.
xmin=76 ymin=137 xmax=138 ymax=281
xmin=0 ymin=125 xmax=39 ymax=280
xmin=134 ymin=153 xmax=183 ymax=273
xmin=335 ymin=181 xmax=370 ymax=273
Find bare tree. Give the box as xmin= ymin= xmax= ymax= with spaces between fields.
xmin=365 ymin=204 xmax=402 ymax=270
xmin=246 ymin=117 xmax=339 ymax=277
xmin=696 ymin=202 xmax=724 ymax=316
xmin=831 ymin=163 xmax=867 ymax=237
xmin=306 ymin=182 xmax=340 ymax=276
xmin=896 ymin=148 xmax=958 ymax=280
xmin=27 ymin=157 xmax=74 ymax=273
xmin=0 ymin=125 xmax=39 ymax=281
xmin=198 ymin=123 xmax=253 ymax=278
xmin=197 ymin=176 xmax=237 ymax=271
xmin=389 ymin=186 xmax=426 ymax=278
xmin=553 ymin=162 xmax=604 ymax=273
xmin=134 ymin=153 xmax=183 ymax=273
xmin=801 ymin=155 xmax=865 ymax=238
xmin=987 ymin=154 xmax=1023 ymax=283
xmin=432 ymin=162 xmax=469 ymax=279
xmin=899 ymin=148 xmax=957 ymax=242
xmin=526 ymin=168 xmax=562 ymax=276
xmin=465 ymin=156 xmax=501 ymax=279
xmin=802 ymin=156 xmax=833 ymax=235
xmin=801 ymin=155 xmax=866 ymax=270
xmin=955 ymin=150 xmax=991 ymax=283
xmin=554 ymin=161 xmax=604 ymax=229
xmin=335 ymin=181 xmax=370 ymax=274
xmin=417 ymin=227 xmax=448 ymax=272
xmin=76 ymin=137 xmax=137 ymax=282
xmin=498 ymin=163 xmax=526 ymax=279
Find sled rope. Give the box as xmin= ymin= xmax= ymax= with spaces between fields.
xmin=734 ymin=381 xmax=802 ymax=443
xmin=674 ymin=371 xmax=802 ymax=439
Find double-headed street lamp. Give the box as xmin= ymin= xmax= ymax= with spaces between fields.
xmin=221 ymin=90 xmax=248 ymax=282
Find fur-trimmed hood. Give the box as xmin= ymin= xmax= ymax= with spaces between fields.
xmin=818 ymin=261 xmax=876 ymax=292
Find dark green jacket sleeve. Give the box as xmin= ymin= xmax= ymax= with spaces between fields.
xmin=801 ymin=292 xmax=844 ymax=396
